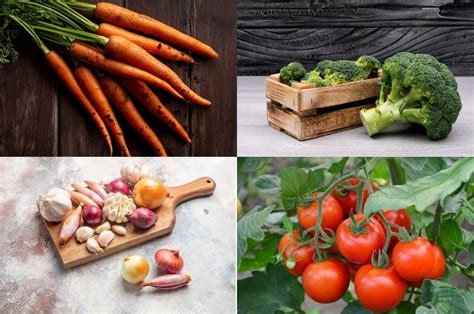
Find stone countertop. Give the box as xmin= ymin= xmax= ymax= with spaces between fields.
xmin=0 ymin=157 xmax=236 ymax=313
xmin=237 ymin=76 xmax=474 ymax=157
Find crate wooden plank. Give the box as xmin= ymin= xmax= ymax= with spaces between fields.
xmin=267 ymin=101 xmax=374 ymax=140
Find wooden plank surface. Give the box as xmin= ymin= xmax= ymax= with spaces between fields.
xmin=0 ymin=0 xmax=236 ymax=156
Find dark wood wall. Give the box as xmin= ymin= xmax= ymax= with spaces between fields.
xmin=237 ymin=0 xmax=474 ymax=75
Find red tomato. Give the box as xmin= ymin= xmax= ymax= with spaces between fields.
xmin=355 ymin=264 xmax=407 ymax=312
xmin=297 ymin=193 xmax=343 ymax=232
xmin=332 ymin=178 xmax=377 ymax=217
xmin=336 ymin=213 xmax=386 ymax=264
xmin=428 ymin=243 xmax=445 ymax=279
xmin=392 ymin=237 xmax=435 ymax=281
xmin=302 ymin=258 xmax=350 ymax=303
xmin=377 ymin=208 xmax=412 ymax=248
xmin=278 ymin=231 xmax=315 ymax=276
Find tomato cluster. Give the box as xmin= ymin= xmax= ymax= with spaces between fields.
xmin=278 ymin=178 xmax=446 ymax=312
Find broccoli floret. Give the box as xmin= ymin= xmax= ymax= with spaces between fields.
xmin=355 ymin=55 xmax=381 ymax=77
xmin=316 ymin=60 xmax=367 ymax=85
xmin=279 ymin=62 xmax=306 ymax=85
xmin=360 ymin=52 xmax=462 ymax=140
xmin=302 ymin=70 xmax=332 ymax=87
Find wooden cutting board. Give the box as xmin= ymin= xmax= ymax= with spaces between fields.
xmin=43 ymin=177 xmax=216 ymax=268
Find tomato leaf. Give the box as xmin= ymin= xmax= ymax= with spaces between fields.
xmin=438 ymin=219 xmax=463 ymax=255
xmin=240 ymin=158 xmax=269 ymax=173
xmin=237 ymin=264 xmax=304 ymax=314
xmin=239 ymin=234 xmax=280 ymax=272
xmin=400 ymin=157 xmax=448 ymax=180
xmin=237 ymin=206 xmax=274 ymax=267
xmin=420 ymin=280 xmax=471 ymax=314
xmin=469 ymin=242 xmax=474 ymax=264
xmin=328 ymin=157 xmax=349 ymax=174
xmin=280 ymin=167 xmax=325 ymax=209
xmin=415 ymin=306 xmax=437 ymax=313
xmin=364 ymin=158 xmax=474 ymax=215
xmin=341 ymin=301 xmax=371 ymax=314
xmin=254 ymin=175 xmax=281 ymax=195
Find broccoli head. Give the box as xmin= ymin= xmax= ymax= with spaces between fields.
xmin=302 ymin=70 xmax=333 ymax=87
xmin=279 ymin=62 xmax=306 ymax=85
xmin=316 ymin=60 xmax=367 ymax=85
xmin=360 ymin=52 xmax=462 ymax=140
xmin=355 ymin=55 xmax=381 ymax=77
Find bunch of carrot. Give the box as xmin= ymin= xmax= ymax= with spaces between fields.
xmin=3 ymin=1 xmax=219 ymax=156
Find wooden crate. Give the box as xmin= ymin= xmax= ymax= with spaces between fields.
xmin=265 ymin=72 xmax=381 ymax=114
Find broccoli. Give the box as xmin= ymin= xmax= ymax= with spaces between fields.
xmin=304 ymin=60 xmax=367 ymax=86
xmin=355 ymin=55 xmax=381 ymax=77
xmin=360 ymin=52 xmax=462 ymax=140
xmin=302 ymin=70 xmax=332 ymax=87
xmin=279 ymin=62 xmax=306 ymax=85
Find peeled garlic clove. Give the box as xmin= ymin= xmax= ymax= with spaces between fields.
xmin=111 ymin=225 xmax=127 ymax=236
xmin=76 ymin=226 xmax=94 ymax=243
xmin=98 ymin=230 xmax=115 ymax=248
xmin=86 ymin=237 xmax=103 ymax=254
xmin=95 ymin=221 xmax=111 ymax=234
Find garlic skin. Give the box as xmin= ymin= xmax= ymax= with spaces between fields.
xmin=111 ymin=225 xmax=127 ymax=236
xmin=120 ymin=161 xmax=152 ymax=185
xmin=86 ymin=237 xmax=103 ymax=254
xmin=95 ymin=221 xmax=111 ymax=234
xmin=98 ymin=230 xmax=115 ymax=248
xmin=102 ymin=193 xmax=136 ymax=223
xmin=76 ymin=226 xmax=94 ymax=243
xmin=37 ymin=188 xmax=72 ymax=222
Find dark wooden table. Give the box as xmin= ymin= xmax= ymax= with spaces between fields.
xmin=0 ymin=0 xmax=236 ymax=156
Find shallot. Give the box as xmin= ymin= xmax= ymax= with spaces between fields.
xmin=82 ymin=205 xmax=103 ymax=225
xmin=139 ymin=274 xmax=191 ymax=290
xmin=154 ymin=249 xmax=184 ymax=274
xmin=85 ymin=180 xmax=108 ymax=199
xmin=71 ymin=191 xmax=96 ymax=207
xmin=126 ymin=207 xmax=157 ymax=229
xmin=121 ymin=255 xmax=149 ymax=284
xmin=72 ymin=183 xmax=104 ymax=206
xmin=59 ymin=203 xmax=82 ymax=245
xmin=105 ymin=178 xmax=130 ymax=195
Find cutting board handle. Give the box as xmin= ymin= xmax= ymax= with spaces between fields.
xmin=168 ymin=177 xmax=216 ymax=207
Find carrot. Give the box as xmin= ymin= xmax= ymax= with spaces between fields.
xmin=45 ymin=51 xmax=113 ymax=155
xmin=120 ymin=78 xmax=191 ymax=144
xmin=97 ymin=23 xmax=194 ymax=64
xmin=74 ymin=64 xmax=131 ymax=156
xmin=104 ymin=35 xmax=211 ymax=107
xmin=92 ymin=2 xmax=219 ymax=59
xmin=99 ymin=76 xmax=167 ymax=157
xmin=68 ymin=41 xmax=183 ymax=100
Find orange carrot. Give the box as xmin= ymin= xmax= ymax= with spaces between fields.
xmin=120 ymin=78 xmax=191 ymax=144
xmin=97 ymin=23 xmax=194 ymax=64
xmin=74 ymin=64 xmax=131 ymax=156
xmin=68 ymin=41 xmax=183 ymax=100
xmin=93 ymin=2 xmax=218 ymax=59
xmin=104 ymin=35 xmax=211 ymax=106
xmin=45 ymin=51 xmax=113 ymax=155
xmin=99 ymin=76 xmax=167 ymax=157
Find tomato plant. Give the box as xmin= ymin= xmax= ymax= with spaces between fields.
xmin=237 ymin=157 xmax=474 ymax=314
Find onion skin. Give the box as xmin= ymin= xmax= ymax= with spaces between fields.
xmin=59 ymin=204 xmax=83 ymax=245
xmin=139 ymin=274 xmax=191 ymax=290
xmin=72 ymin=184 xmax=104 ymax=206
xmin=82 ymin=205 xmax=103 ymax=225
xmin=155 ymin=249 xmax=184 ymax=274
xmin=106 ymin=178 xmax=130 ymax=195
xmin=122 ymin=255 xmax=149 ymax=284
xmin=85 ymin=180 xmax=108 ymax=199
xmin=126 ymin=207 xmax=157 ymax=229
xmin=71 ymin=191 xmax=97 ymax=207
xmin=133 ymin=178 xmax=168 ymax=209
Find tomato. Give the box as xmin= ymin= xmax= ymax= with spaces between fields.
xmin=297 ymin=193 xmax=343 ymax=232
xmin=354 ymin=264 xmax=407 ymax=312
xmin=336 ymin=214 xmax=386 ymax=264
xmin=302 ymin=258 xmax=350 ymax=303
xmin=278 ymin=231 xmax=315 ymax=276
xmin=377 ymin=208 xmax=412 ymax=248
xmin=332 ymin=178 xmax=377 ymax=217
xmin=392 ymin=237 xmax=435 ymax=281
xmin=428 ymin=243 xmax=445 ymax=279
xmin=347 ymin=262 xmax=361 ymax=282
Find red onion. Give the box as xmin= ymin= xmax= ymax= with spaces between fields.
xmin=139 ymin=274 xmax=191 ymax=291
xmin=105 ymin=178 xmax=130 ymax=195
xmin=126 ymin=207 xmax=157 ymax=229
xmin=154 ymin=249 xmax=184 ymax=274
xmin=82 ymin=205 xmax=103 ymax=225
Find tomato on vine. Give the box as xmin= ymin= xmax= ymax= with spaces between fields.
xmin=354 ymin=264 xmax=407 ymax=312
xmin=332 ymin=178 xmax=377 ymax=217
xmin=392 ymin=236 xmax=435 ymax=281
xmin=278 ymin=230 xmax=315 ymax=276
xmin=297 ymin=193 xmax=344 ymax=231
xmin=376 ymin=208 xmax=412 ymax=248
xmin=302 ymin=258 xmax=350 ymax=303
xmin=336 ymin=213 xmax=386 ymax=264
xmin=410 ymin=242 xmax=446 ymax=287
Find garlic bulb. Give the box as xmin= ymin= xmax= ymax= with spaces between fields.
xmin=102 ymin=193 xmax=136 ymax=223
xmin=120 ymin=161 xmax=152 ymax=185
xmin=76 ymin=226 xmax=94 ymax=243
xmin=37 ymin=188 xmax=72 ymax=222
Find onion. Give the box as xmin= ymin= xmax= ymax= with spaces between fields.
xmin=126 ymin=207 xmax=157 ymax=229
xmin=82 ymin=205 xmax=103 ymax=225
xmin=133 ymin=178 xmax=168 ymax=209
xmin=154 ymin=249 xmax=184 ymax=274
xmin=121 ymin=255 xmax=149 ymax=284
xmin=105 ymin=178 xmax=130 ymax=195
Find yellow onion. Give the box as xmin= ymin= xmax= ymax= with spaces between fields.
xmin=121 ymin=255 xmax=150 ymax=284
xmin=133 ymin=178 xmax=168 ymax=209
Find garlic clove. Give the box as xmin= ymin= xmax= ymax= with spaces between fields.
xmin=111 ymin=225 xmax=127 ymax=236
xmin=86 ymin=237 xmax=103 ymax=254
xmin=76 ymin=226 xmax=94 ymax=243
xmin=98 ymin=230 xmax=115 ymax=248
xmin=95 ymin=221 xmax=111 ymax=234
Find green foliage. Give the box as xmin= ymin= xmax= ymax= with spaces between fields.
xmin=400 ymin=158 xmax=448 ymax=180
xmin=419 ymin=280 xmax=471 ymax=314
xmin=280 ymin=167 xmax=325 ymax=209
xmin=254 ymin=175 xmax=281 ymax=195
xmin=341 ymin=301 xmax=371 ymax=314
xmin=437 ymin=219 xmax=463 ymax=255
xmin=239 ymin=234 xmax=280 ymax=272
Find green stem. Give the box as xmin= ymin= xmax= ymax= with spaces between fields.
xmin=9 ymin=15 xmax=49 ymax=54
xmin=34 ymin=21 xmax=108 ymax=46
xmin=430 ymin=203 xmax=442 ymax=242
xmin=385 ymin=157 xmax=406 ymax=185
xmin=65 ymin=1 xmax=96 ymax=13
xmin=19 ymin=1 xmax=83 ymax=30
xmin=46 ymin=1 xmax=99 ymax=32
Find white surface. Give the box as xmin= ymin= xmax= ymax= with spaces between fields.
xmin=0 ymin=157 xmax=236 ymax=313
xmin=238 ymin=76 xmax=474 ymax=157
